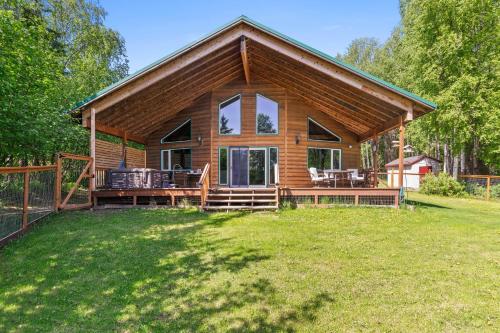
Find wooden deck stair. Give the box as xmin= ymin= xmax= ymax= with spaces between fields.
xmin=204 ymin=187 xmax=278 ymax=211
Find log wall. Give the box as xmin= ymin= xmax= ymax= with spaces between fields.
xmin=145 ymin=78 xmax=360 ymax=187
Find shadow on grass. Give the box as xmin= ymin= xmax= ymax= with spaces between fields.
xmin=405 ymin=199 xmax=450 ymax=209
xmin=0 ymin=208 xmax=334 ymax=332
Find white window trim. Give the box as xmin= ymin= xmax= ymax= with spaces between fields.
xmin=218 ymin=94 xmax=242 ymax=135
xmin=160 ymin=148 xmax=192 ymax=171
xmin=256 ymin=94 xmax=279 ymax=135
xmin=307 ymin=117 xmax=342 ymax=142
xmin=307 ymin=147 xmax=342 ymax=170
xmin=160 ymin=118 xmax=192 ymax=144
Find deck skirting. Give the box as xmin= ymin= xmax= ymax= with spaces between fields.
xmin=92 ymin=187 xmax=401 ymax=209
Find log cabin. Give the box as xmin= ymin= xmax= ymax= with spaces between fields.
xmin=73 ymin=16 xmax=436 ymax=210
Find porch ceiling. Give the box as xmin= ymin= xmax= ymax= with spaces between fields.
xmin=80 ymin=18 xmax=435 ymax=143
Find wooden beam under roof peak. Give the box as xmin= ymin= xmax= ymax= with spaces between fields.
xmin=240 ymin=36 xmax=251 ymax=84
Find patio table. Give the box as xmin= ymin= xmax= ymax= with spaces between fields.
xmin=323 ymin=170 xmax=353 ymax=188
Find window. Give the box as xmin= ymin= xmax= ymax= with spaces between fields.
xmin=219 ymin=147 xmax=228 ymax=185
xmin=161 ymin=149 xmax=192 ymax=170
xmin=219 ymin=95 xmax=241 ymax=135
xmin=308 ymin=118 xmax=341 ymax=142
xmin=268 ymin=147 xmax=278 ymax=185
xmin=256 ymin=94 xmax=278 ymax=134
xmin=161 ymin=119 xmax=191 ymax=143
xmin=307 ymin=148 xmax=341 ymax=170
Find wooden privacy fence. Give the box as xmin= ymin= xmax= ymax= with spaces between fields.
xmin=0 ymin=153 xmax=94 ymax=246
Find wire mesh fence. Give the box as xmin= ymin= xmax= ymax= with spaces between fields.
xmin=60 ymin=157 xmax=91 ymax=206
xmin=0 ymin=167 xmax=56 ymax=244
xmin=0 ymin=172 xmax=24 ymax=240
xmin=460 ymin=175 xmax=500 ymax=200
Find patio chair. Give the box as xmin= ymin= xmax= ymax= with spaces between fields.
xmin=308 ymin=167 xmax=329 ymax=187
xmin=347 ymin=169 xmax=365 ymax=188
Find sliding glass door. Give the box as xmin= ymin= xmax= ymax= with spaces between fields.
xmin=228 ymin=147 xmax=272 ymax=187
xmin=249 ymin=148 xmax=266 ymax=186
xmin=230 ymin=147 xmax=249 ymax=187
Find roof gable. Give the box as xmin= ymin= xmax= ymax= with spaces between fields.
xmin=74 ymin=15 xmax=436 ymax=112
xmin=79 ymin=16 xmax=437 ymax=141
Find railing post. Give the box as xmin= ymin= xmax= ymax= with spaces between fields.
xmin=88 ymin=157 xmax=94 ymax=206
xmin=22 ymin=171 xmax=29 ymax=231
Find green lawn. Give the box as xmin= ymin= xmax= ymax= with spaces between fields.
xmin=0 ymin=193 xmax=499 ymax=332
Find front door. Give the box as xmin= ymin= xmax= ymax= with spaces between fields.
xmin=229 ymin=147 xmax=267 ymax=187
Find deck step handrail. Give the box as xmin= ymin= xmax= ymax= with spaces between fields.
xmin=198 ymin=163 xmax=210 ymax=208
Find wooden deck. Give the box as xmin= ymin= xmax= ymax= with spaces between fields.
xmin=92 ymin=186 xmax=401 ymax=209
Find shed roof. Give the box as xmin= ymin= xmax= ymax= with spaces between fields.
xmin=385 ymin=155 xmax=441 ymax=168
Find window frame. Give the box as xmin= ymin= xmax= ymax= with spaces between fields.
xmin=218 ymin=146 xmax=229 ymax=185
xmin=307 ymin=117 xmax=342 ymax=143
xmin=255 ymin=93 xmax=279 ymax=136
xmin=218 ymin=94 xmax=242 ymax=136
xmin=268 ymin=147 xmax=279 ymax=185
xmin=160 ymin=118 xmax=192 ymax=144
xmin=160 ymin=148 xmax=192 ymax=171
xmin=307 ymin=147 xmax=342 ymax=170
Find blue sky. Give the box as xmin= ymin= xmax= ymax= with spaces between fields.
xmin=100 ymin=0 xmax=402 ymax=73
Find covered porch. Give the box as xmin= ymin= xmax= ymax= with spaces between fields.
xmin=74 ymin=17 xmax=435 ymax=210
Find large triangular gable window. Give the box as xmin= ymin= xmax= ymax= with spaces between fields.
xmin=307 ymin=117 xmax=341 ymax=142
xmin=161 ymin=119 xmax=191 ymax=143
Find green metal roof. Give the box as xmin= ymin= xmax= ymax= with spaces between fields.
xmin=72 ymin=15 xmax=436 ymax=111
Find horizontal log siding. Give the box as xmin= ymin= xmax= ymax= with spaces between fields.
xmin=210 ymin=79 xmax=360 ymax=187
xmin=285 ymin=94 xmax=360 ymax=187
xmin=95 ymin=139 xmax=145 ymax=169
xmin=146 ymin=93 xmax=211 ymax=172
xmin=144 ymin=78 xmax=360 ymax=187
xmin=210 ymin=79 xmax=287 ymax=186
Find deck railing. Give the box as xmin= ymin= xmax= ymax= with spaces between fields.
xmin=198 ymin=163 xmax=210 ymax=208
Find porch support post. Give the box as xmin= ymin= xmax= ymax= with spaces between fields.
xmin=121 ymin=132 xmax=128 ymax=168
xmin=90 ymin=108 xmax=96 ymax=191
xmin=372 ymin=132 xmax=378 ymax=188
xmin=398 ymin=116 xmax=405 ymax=188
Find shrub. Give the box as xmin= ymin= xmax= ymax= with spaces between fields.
xmin=419 ymin=173 xmax=466 ymax=197
xmin=464 ymin=182 xmax=486 ymax=198
xmin=490 ymin=184 xmax=500 ymax=199
xmin=279 ymin=200 xmax=295 ymax=210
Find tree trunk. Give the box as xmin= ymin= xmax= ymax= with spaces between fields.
xmin=443 ymin=143 xmax=449 ymax=174
xmin=460 ymin=149 xmax=466 ymax=175
xmin=452 ymin=154 xmax=459 ymax=179
xmin=472 ymin=137 xmax=479 ymax=174
xmin=435 ymin=137 xmax=440 ymax=160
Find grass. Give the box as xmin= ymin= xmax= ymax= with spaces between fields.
xmin=0 ymin=193 xmax=499 ymax=332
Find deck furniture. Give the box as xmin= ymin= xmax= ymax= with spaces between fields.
xmin=347 ymin=169 xmax=366 ymax=188
xmin=323 ymin=170 xmax=352 ymax=188
xmin=308 ymin=167 xmax=329 ymax=187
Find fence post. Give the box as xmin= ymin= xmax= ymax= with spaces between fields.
xmin=22 ymin=171 xmax=29 ymax=231
xmin=54 ymin=154 xmax=62 ymax=211
xmin=486 ymin=176 xmax=491 ymax=200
